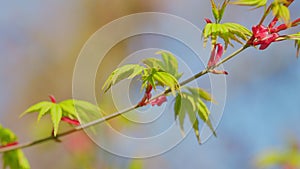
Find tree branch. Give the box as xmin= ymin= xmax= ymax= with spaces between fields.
xmin=0 ymin=45 xmax=248 ymax=153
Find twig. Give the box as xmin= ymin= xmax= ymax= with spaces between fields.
xmin=0 ymin=45 xmax=248 ymax=153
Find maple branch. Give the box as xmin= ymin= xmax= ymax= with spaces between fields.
xmin=0 ymin=45 xmax=248 ymax=153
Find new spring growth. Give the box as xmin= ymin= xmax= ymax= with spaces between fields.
xmin=138 ymin=84 xmax=167 ymax=107
xmin=48 ymin=95 xmax=80 ymax=126
xmin=249 ymin=16 xmax=300 ymax=50
xmin=207 ymin=43 xmax=228 ymax=75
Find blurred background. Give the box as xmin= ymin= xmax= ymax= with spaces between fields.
xmin=0 ymin=0 xmax=300 ymax=169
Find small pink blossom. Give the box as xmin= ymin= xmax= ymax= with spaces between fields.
xmin=149 ymin=96 xmax=167 ymax=106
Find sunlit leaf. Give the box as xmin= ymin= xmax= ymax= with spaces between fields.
xmin=174 ymin=88 xmax=217 ymax=143
xmin=271 ymin=1 xmax=291 ymax=25
xmin=197 ymin=99 xmax=217 ymax=137
xmin=20 ymin=101 xmax=53 ymax=117
xmin=50 ymin=104 xmax=62 ymax=136
xmin=202 ymin=22 xmax=252 ymax=49
xmin=102 ymin=64 xmax=145 ymax=92
xmin=128 ymin=160 xmax=143 ymax=169
xmin=185 ymin=98 xmax=201 ymax=143
xmin=231 ymin=0 xmax=267 ymax=8
xmin=0 ymin=124 xmax=30 ymax=169
xmin=72 ymin=100 xmax=102 ymax=123
xmin=142 ymin=58 xmax=163 ymax=68
xmin=278 ymin=32 xmax=300 ymax=57
xmin=210 ymin=0 xmax=230 ymax=23
xmin=3 ymin=150 xmax=31 ymax=169
xmin=174 ymin=93 xmax=182 ymax=120
xmin=178 ymin=98 xmax=188 ymax=135
xmin=37 ymin=104 xmax=53 ymax=122
xmin=186 ymin=87 xmax=214 ymax=102
xmin=59 ymin=100 xmax=78 ymax=118
xmin=143 ymin=51 xmax=183 ymax=80
xmin=152 ymin=71 xmax=180 ymax=96
xmin=295 ymin=39 xmax=300 ymax=57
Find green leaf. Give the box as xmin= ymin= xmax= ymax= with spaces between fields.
xmin=20 ymin=101 xmax=53 ymax=117
xmin=152 ymin=71 xmax=180 ymax=96
xmin=219 ymin=0 xmax=230 ymax=23
xmin=143 ymin=51 xmax=183 ymax=80
xmin=0 ymin=129 xmax=17 ymax=145
xmin=295 ymin=39 xmax=300 ymax=57
xmin=3 ymin=150 xmax=31 ymax=169
xmin=210 ymin=0 xmax=219 ymax=22
xmin=210 ymin=0 xmax=230 ymax=23
xmin=278 ymin=32 xmax=300 ymax=57
xmin=128 ymin=160 xmax=143 ymax=169
xmin=231 ymin=0 xmax=267 ymax=8
xmin=50 ymin=104 xmax=62 ymax=136
xmin=178 ymin=98 xmax=187 ymax=135
xmin=185 ymin=98 xmax=201 ymax=143
xmin=37 ymin=104 xmax=53 ymax=122
xmin=102 ymin=64 xmax=145 ymax=92
xmin=174 ymin=93 xmax=182 ymax=120
xmin=71 ymin=100 xmax=103 ymax=134
xmin=202 ymin=22 xmax=252 ymax=49
xmin=186 ymin=87 xmax=214 ymax=102
xmin=0 ymin=125 xmax=31 ymax=169
xmin=197 ymin=100 xmax=217 ymax=137
xmin=143 ymin=58 xmax=164 ymax=69
xmin=256 ymin=151 xmax=286 ymax=167
xmin=174 ymin=88 xmax=217 ymax=143
xmin=272 ymin=1 xmax=291 ymax=25
xmin=59 ymin=100 xmax=78 ymax=118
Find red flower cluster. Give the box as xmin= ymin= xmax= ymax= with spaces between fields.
xmin=149 ymin=96 xmax=167 ymax=106
xmin=138 ymin=84 xmax=167 ymax=107
xmin=250 ymin=17 xmax=300 ymax=50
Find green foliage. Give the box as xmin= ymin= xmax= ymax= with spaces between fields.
xmin=210 ymin=0 xmax=230 ymax=23
xmin=143 ymin=51 xmax=183 ymax=80
xmin=231 ymin=0 xmax=267 ymax=8
xmin=21 ymin=99 xmax=102 ymax=136
xmin=174 ymin=87 xmax=216 ymax=144
xmin=142 ymin=69 xmax=180 ymax=96
xmin=271 ymin=0 xmax=291 ymax=25
xmin=202 ymin=22 xmax=252 ymax=49
xmin=0 ymin=124 xmax=30 ymax=169
xmin=279 ymin=32 xmax=300 ymax=57
xmin=256 ymin=142 xmax=300 ymax=168
xmin=102 ymin=64 xmax=145 ymax=92
xmin=103 ymin=51 xmax=182 ymax=95
xmin=295 ymin=39 xmax=300 ymax=57
xmin=128 ymin=160 xmax=143 ymax=169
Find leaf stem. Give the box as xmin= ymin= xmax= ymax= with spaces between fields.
xmin=0 ymin=44 xmax=249 ymax=153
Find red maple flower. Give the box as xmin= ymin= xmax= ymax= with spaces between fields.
xmin=207 ymin=43 xmax=228 ymax=75
xmin=149 ymin=96 xmax=167 ymax=106
xmin=250 ymin=17 xmax=300 ymax=50
xmin=138 ymin=84 xmax=153 ymax=107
